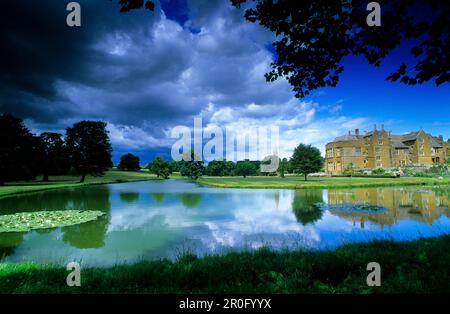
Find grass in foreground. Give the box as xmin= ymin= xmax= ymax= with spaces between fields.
xmin=0 ymin=170 xmax=159 ymax=198
xmin=1 ymin=235 xmax=449 ymax=293
xmin=197 ymin=175 xmax=450 ymax=189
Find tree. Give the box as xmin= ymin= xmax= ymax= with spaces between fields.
xmin=224 ymin=161 xmax=236 ymax=176
xmin=179 ymin=151 xmax=205 ymax=180
xmin=290 ymin=144 xmax=323 ymax=181
xmin=230 ymin=0 xmax=450 ymax=97
xmin=148 ymin=156 xmax=172 ymax=179
xmin=37 ymin=132 xmax=67 ymax=181
xmin=118 ymin=153 xmax=140 ymax=171
xmin=292 ymin=190 xmax=324 ymax=225
xmin=206 ymin=160 xmax=226 ymax=176
xmin=235 ymin=161 xmax=258 ymax=178
xmin=0 ymin=114 xmax=38 ymax=185
xmin=65 ymin=121 xmax=113 ymax=183
xmin=279 ymin=157 xmax=288 ymax=178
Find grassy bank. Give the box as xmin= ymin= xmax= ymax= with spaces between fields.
xmin=197 ymin=175 xmax=450 ymax=189
xmin=1 ymin=235 xmax=449 ymax=293
xmin=0 ymin=170 xmax=159 ymax=199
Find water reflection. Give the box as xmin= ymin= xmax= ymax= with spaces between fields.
xmin=0 ymin=232 xmax=24 ymax=258
xmin=292 ymin=190 xmax=323 ymax=225
xmin=151 ymin=192 xmax=165 ymax=203
xmin=120 ymin=192 xmax=140 ymax=204
xmin=327 ymin=188 xmax=450 ymax=228
xmin=177 ymin=193 xmax=202 ymax=208
xmin=0 ymin=180 xmax=449 ymax=266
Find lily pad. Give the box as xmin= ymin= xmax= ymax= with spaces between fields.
xmin=317 ymin=203 xmax=388 ymax=214
xmin=0 ymin=210 xmax=105 ymax=233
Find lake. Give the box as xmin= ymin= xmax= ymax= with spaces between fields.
xmin=1 ymin=180 xmax=449 ymax=266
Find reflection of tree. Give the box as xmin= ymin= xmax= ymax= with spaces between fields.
xmin=120 ymin=192 xmax=140 ymax=204
xmin=274 ymin=191 xmax=280 ymax=209
xmin=0 ymin=189 xmax=74 ymax=215
xmin=151 ymin=192 xmax=165 ymax=203
xmin=0 ymin=232 xmax=24 ymax=258
xmin=62 ymin=215 xmax=110 ymax=249
xmin=176 ymin=193 xmax=202 ymax=209
xmin=62 ymin=186 xmax=111 ymax=249
xmin=292 ymin=190 xmax=324 ymax=225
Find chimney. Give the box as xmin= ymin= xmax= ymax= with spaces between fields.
xmin=355 ymin=129 xmax=360 ymax=136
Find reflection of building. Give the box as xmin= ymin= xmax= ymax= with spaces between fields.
xmin=325 ymin=125 xmax=450 ymax=175
xmin=327 ymin=188 xmax=450 ymax=228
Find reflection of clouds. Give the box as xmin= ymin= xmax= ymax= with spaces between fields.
xmin=200 ymin=191 xmax=322 ymax=250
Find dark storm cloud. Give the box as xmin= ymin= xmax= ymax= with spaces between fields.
xmin=1 ymin=0 xmax=319 ymax=161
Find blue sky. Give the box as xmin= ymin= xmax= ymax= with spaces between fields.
xmin=1 ymin=0 xmax=449 ymax=164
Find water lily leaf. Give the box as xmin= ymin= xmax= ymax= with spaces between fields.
xmin=0 ymin=210 xmax=105 ymax=233
xmin=317 ymin=203 xmax=388 ymax=214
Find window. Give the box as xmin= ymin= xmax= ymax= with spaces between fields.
xmin=376 ymin=156 xmax=381 ymax=161
xmin=355 ymin=147 xmax=361 ymax=156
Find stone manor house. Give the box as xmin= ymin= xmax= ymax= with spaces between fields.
xmin=325 ymin=125 xmax=450 ymax=175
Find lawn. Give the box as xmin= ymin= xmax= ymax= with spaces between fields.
xmin=1 ymin=235 xmax=449 ymax=293
xmin=197 ymin=175 xmax=450 ymax=189
xmin=0 ymin=170 xmax=159 ymax=198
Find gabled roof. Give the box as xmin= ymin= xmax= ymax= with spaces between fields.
xmin=393 ymin=131 xmax=443 ymax=148
xmin=333 ymin=134 xmax=361 ymax=142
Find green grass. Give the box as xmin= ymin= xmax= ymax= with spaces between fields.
xmin=0 ymin=170 xmax=160 ymax=199
xmin=1 ymin=235 xmax=449 ymax=293
xmin=197 ymin=175 xmax=450 ymax=189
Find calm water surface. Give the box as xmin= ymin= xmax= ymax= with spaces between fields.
xmin=1 ymin=180 xmax=449 ymax=266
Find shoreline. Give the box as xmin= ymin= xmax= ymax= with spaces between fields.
xmin=1 ymin=234 xmax=449 ymax=293
xmin=1 ymin=174 xmax=449 ymax=199
xmin=0 ymin=170 xmax=161 ymax=200
xmin=196 ymin=176 xmax=450 ymax=190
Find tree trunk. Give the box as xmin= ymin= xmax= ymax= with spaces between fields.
xmin=80 ymin=172 xmax=87 ymax=183
xmin=304 ymin=173 xmax=308 ymax=181
xmin=43 ymin=172 xmax=49 ymax=182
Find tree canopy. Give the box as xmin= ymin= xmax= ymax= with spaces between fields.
xmin=37 ymin=132 xmax=67 ymax=181
xmin=290 ymin=144 xmax=323 ymax=181
xmin=118 ymin=153 xmax=141 ymax=171
xmin=178 ymin=151 xmax=205 ymax=180
xmin=235 ymin=161 xmax=258 ymax=178
xmin=0 ymin=114 xmax=38 ymax=185
xmin=148 ymin=156 xmax=172 ymax=178
xmin=231 ymin=0 xmax=450 ymax=97
xmin=65 ymin=121 xmax=113 ymax=183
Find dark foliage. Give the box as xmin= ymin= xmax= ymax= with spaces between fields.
xmin=113 ymin=0 xmax=155 ymax=12
xmin=230 ymin=0 xmax=450 ymax=97
xmin=0 ymin=114 xmax=38 ymax=185
xmin=148 ymin=156 xmax=172 ymax=178
xmin=37 ymin=132 xmax=69 ymax=181
xmin=235 ymin=161 xmax=258 ymax=178
xmin=290 ymin=143 xmax=323 ymax=181
xmin=65 ymin=121 xmax=113 ymax=183
xmin=118 ymin=153 xmax=141 ymax=171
